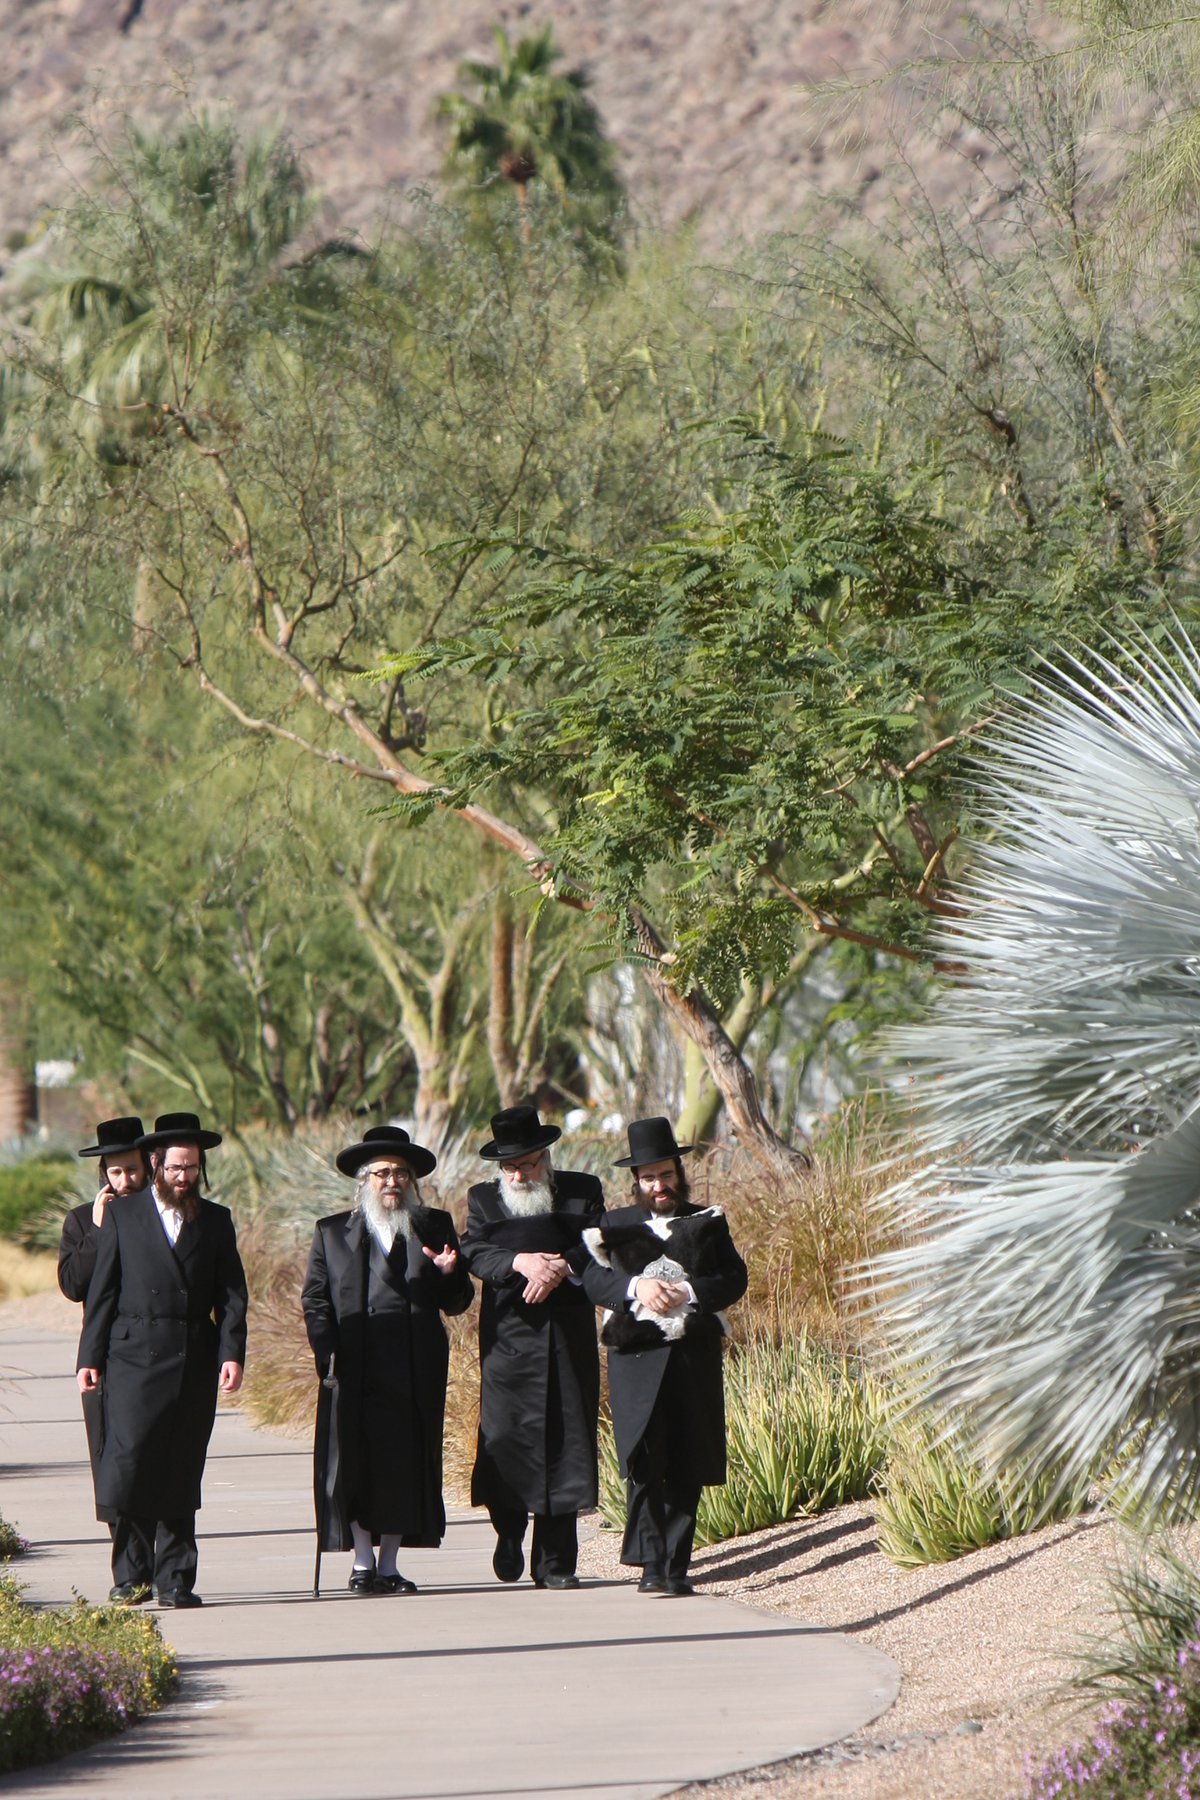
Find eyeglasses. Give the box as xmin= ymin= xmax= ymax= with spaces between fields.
xmin=366 ymin=1166 xmax=412 ymax=1186
xmin=499 ymin=1153 xmax=546 ymax=1176
xmin=163 ymin=1161 xmax=200 ymax=1178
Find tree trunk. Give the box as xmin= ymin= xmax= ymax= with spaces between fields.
xmin=487 ymin=893 xmax=521 ymax=1105
xmin=0 ymin=984 xmax=35 ymax=1145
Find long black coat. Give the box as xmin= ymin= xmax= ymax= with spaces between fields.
xmin=301 ymin=1207 xmax=473 ymax=1546
xmin=59 ymin=1198 xmax=126 ymax=1523
xmin=460 ymin=1171 xmax=604 ymax=1516
xmin=582 ymin=1200 xmax=747 ymax=1488
xmin=77 ymin=1191 xmax=248 ymax=1518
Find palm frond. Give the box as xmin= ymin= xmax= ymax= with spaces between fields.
xmin=873 ymin=629 xmax=1200 ymax=1518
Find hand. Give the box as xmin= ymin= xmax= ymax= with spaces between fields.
xmin=77 ymin=1367 xmax=101 ymax=1393
xmin=512 ymin=1251 xmax=568 ymax=1304
xmin=423 ymin=1244 xmax=459 ymax=1274
xmin=634 ymin=1278 xmax=688 ymax=1316
xmin=91 ymin=1191 xmax=111 ymax=1229
xmin=219 ymin=1361 xmax=244 ymax=1394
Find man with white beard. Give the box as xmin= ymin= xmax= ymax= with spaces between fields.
xmin=77 ymin=1112 xmax=247 ymax=1607
xmin=302 ymin=1126 xmax=473 ymax=1593
xmin=460 ymin=1105 xmax=605 ymax=1589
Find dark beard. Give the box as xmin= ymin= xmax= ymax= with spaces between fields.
xmin=153 ymin=1174 xmax=201 ymax=1224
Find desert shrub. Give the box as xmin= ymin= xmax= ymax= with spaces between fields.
xmin=0 ymin=1577 xmax=176 ymax=1772
xmin=598 ymin=1333 xmax=887 ymax=1544
xmin=0 ymin=1515 xmax=27 ymax=1558
xmin=875 ymin=1421 xmax=1093 ymax=1568
xmin=0 ymin=1161 xmax=76 ymax=1244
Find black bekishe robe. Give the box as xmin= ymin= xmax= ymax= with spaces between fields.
xmin=461 ymin=1173 xmax=605 ymax=1517
xmin=581 ymin=1200 xmax=748 ymax=1488
xmin=302 ymin=1206 xmax=473 ymax=1547
xmin=76 ymin=1191 xmax=248 ymax=1518
xmin=60 ymin=1196 xmax=145 ymax=1524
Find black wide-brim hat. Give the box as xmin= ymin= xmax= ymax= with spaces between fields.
xmin=613 ymin=1116 xmax=694 ymax=1169
xmin=78 ymin=1116 xmax=146 ymax=1159
xmin=136 ymin=1111 xmax=223 ymax=1152
xmin=478 ymin=1104 xmax=562 ymax=1161
xmin=335 ymin=1124 xmax=437 ymax=1180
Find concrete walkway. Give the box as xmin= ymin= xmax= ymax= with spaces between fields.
xmin=0 ymin=1299 xmax=898 ymax=1800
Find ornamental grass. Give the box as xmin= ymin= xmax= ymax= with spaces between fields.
xmin=598 ymin=1332 xmax=888 ymax=1544
xmin=874 ymin=1420 xmax=1093 ymax=1568
xmin=0 ymin=1578 xmax=176 ymax=1773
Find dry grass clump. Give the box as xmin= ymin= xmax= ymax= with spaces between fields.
xmin=0 ymin=1243 xmax=59 ymax=1303
xmin=694 ymin=1097 xmax=901 ymax=1346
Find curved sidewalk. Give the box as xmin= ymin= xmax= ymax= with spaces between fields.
xmin=0 ymin=1298 xmax=898 ymax=1800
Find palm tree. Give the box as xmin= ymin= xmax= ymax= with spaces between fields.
xmin=16 ymin=117 xmax=349 ymax=464
xmin=437 ymin=25 xmax=626 ymax=260
xmin=873 ymin=628 xmax=1200 ymax=1520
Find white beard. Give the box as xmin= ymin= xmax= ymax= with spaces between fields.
xmin=358 ymin=1193 xmax=414 ymax=1252
xmin=498 ymin=1172 xmax=555 ymax=1218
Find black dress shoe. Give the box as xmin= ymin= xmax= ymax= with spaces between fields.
xmin=348 ymin=1567 xmax=376 ymax=1594
xmin=373 ymin=1573 xmax=418 ymax=1595
xmin=664 ymin=1577 xmax=695 ymax=1597
xmin=156 ymin=1589 xmax=203 ymax=1609
xmin=637 ymin=1567 xmax=669 ymax=1594
xmin=535 ymin=1572 xmax=580 ymax=1590
xmin=492 ymin=1536 xmax=525 ymax=1583
xmin=108 ymin=1582 xmax=150 ymax=1604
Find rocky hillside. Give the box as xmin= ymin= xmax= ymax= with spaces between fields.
xmin=1 ymin=0 xmax=1052 ymax=250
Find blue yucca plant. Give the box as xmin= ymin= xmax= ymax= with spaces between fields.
xmin=872 ymin=628 xmax=1200 ymax=1520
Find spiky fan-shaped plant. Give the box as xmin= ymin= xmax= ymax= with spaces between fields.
xmin=873 ymin=629 xmax=1200 ymax=1519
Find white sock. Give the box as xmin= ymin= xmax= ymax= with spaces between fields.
xmin=376 ymin=1534 xmax=402 ymax=1579
xmin=351 ymin=1521 xmax=375 ymax=1570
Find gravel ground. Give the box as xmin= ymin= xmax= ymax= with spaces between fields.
xmin=577 ymin=1503 xmax=1139 ymax=1800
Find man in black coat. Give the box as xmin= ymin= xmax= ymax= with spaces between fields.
xmin=59 ymin=1117 xmax=150 ymax=1531
xmin=302 ymin=1125 xmax=473 ymax=1595
xmin=460 ymin=1105 xmax=604 ymax=1589
xmin=582 ymin=1117 xmax=747 ymax=1597
xmin=77 ymin=1112 xmax=247 ymax=1608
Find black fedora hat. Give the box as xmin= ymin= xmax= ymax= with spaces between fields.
xmin=137 ymin=1111 xmax=223 ymax=1152
xmin=78 ymin=1116 xmax=146 ymax=1160
xmin=335 ymin=1125 xmax=437 ymax=1180
xmin=613 ymin=1116 xmax=694 ymax=1169
xmin=478 ymin=1104 xmax=562 ymax=1162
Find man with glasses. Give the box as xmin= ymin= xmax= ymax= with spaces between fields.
xmin=302 ymin=1125 xmax=473 ymax=1594
xmin=77 ymin=1112 xmax=247 ymax=1608
xmin=582 ymin=1117 xmax=746 ymax=1596
xmin=460 ymin=1104 xmax=605 ymax=1590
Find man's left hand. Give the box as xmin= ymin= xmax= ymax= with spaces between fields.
xmin=219 ymin=1361 xmax=244 ymax=1394
xmin=423 ymin=1244 xmax=459 ymax=1274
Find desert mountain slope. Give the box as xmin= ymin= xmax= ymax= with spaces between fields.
xmin=2 ymin=0 xmax=1044 ymax=248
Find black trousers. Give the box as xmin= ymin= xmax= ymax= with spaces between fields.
xmin=619 ymin=1363 xmax=703 ymax=1577
xmin=488 ymin=1503 xmax=578 ymax=1579
xmin=112 ymin=1513 xmax=198 ymax=1594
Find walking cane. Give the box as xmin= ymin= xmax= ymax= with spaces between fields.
xmin=312 ymin=1353 xmax=336 ymax=1597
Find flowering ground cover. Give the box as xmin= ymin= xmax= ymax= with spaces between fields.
xmin=0 ymin=1576 xmax=176 ymax=1772
xmin=1023 ymin=1639 xmax=1200 ymax=1800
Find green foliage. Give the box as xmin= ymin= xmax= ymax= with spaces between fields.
xmin=389 ymin=426 xmax=1160 ymax=1006
xmin=598 ymin=1333 xmax=888 ymax=1544
xmin=0 ymin=1162 xmax=75 ymax=1245
xmin=873 ymin=1421 xmax=1092 ymax=1568
xmin=0 ymin=1516 xmax=27 ymax=1559
xmin=437 ymin=25 xmax=626 ymax=267
xmin=0 ymin=1577 xmax=176 ymax=1773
